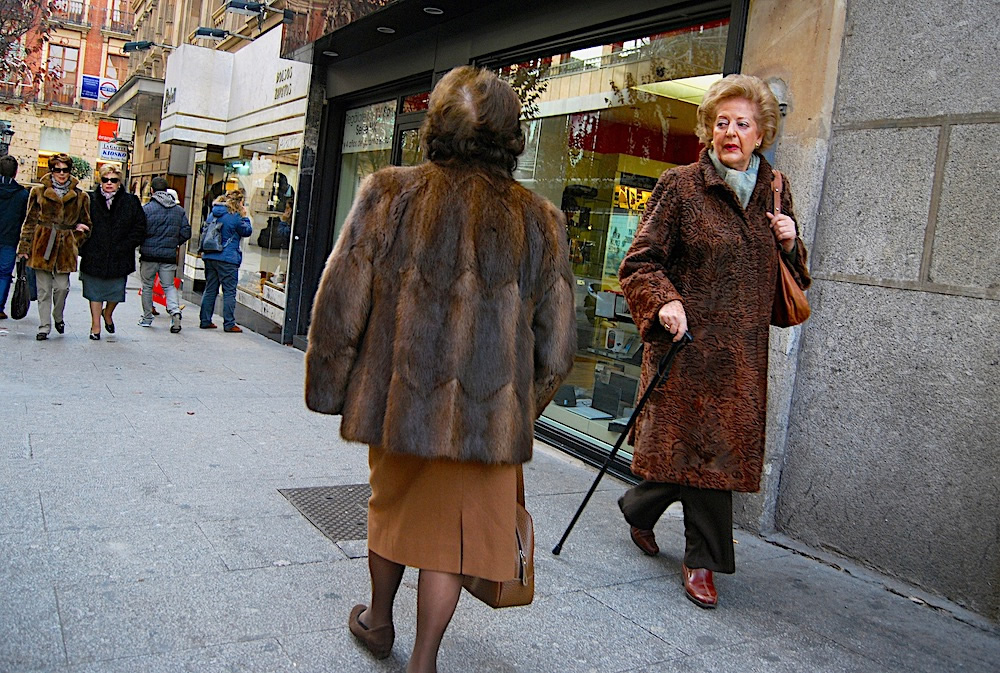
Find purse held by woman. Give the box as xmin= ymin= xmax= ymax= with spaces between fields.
xmin=770 ymin=170 xmax=810 ymax=327
xmin=462 ymin=465 xmax=534 ymax=608
xmin=10 ymin=258 xmax=30 ymax=320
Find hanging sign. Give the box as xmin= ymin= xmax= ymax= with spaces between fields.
xmin=99 ymin=142 xmax=129 ymax=162
xmin=97 ymin=119 xmax=119 ymax=142
xmin=80 ymin=75 xmax=120 ymax=101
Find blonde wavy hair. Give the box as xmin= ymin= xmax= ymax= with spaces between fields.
xmin=214 ymin=188 xmax=245 ymax=214
xmin=695 ymin=74 xmax=780 ymax=150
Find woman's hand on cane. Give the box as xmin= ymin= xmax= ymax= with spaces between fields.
xmin=658 ymin=300 xmax=687 ymax=342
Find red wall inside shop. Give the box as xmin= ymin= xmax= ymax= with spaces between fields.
xmin=569 ymin=113 xmax=701 ymax=166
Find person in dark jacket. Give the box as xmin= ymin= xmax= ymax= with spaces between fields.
xmin=139 ymin=177 xmax=191 ymax=332
xmin=80 ymin=164 xmax=146 ymax=340
xmin=17 ymin=153 xmax=91 ymax=340
xmin=198 ymin=189 xmax=252 ymax=332
xmin=0 ymin=155 xmax=29 ymax=319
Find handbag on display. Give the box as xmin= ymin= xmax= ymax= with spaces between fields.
xmin=770 ymin=170 xmax=811 ymax=327
xmin=10 ymin=258 xmax=30 ymax=320
xmin=462 ymin=465 xmax=534 ymax=608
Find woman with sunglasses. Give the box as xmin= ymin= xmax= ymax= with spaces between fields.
xmin=79 ymin=165 xmax=146 ymax=340
xmin=16 ymin=153 xmax=91 ymax=340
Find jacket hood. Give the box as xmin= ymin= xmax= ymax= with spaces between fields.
xmin=151 ymin=191 xmax=177 ymax=208
xmin=211 ymin=203 xmax=230 ymax=218
xmin=0 ymin=178 xmax=23 ymax=200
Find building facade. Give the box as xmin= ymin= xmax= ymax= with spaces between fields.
xmin=275 ymin=0 xmax=998 ymax=624
xmin=2 ymin=0 xmax=134 ymax=187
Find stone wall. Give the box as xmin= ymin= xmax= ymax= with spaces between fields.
xmin=762 ymin=0 xmax=999 ymax=621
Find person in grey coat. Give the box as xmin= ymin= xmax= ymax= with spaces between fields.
xmin=139 ymin=177 xmax=191 ymax=332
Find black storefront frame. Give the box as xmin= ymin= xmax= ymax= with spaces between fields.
xmin=287 ymin=0 xmax=750 ymax=476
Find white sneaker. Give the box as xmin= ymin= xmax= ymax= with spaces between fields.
xmin=138 ymin=318 xmax=153 ymax=327
xmin=170 ymin=313 xmax=182 ymax=333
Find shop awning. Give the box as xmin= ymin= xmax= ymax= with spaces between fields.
xmin=102 ymin=74 xmax=165 ymax=119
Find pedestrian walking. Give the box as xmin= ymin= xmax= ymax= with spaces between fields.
xmin=615 ymin=74 xmax=812 ymax=609
xmin=79 ymin=164 xmax=146 ymax=341
xmin=16 ymin=153 xmax=91 ymax=340
xmin=139 ymin=177 xmax=190 ymax=332
xmin=198 ymin=190 xmax=251 ymax=332
xmin=305 ymin=66 xmax=576 ymax=673
xmin=0 ymin=155 xmax=29 ymax=319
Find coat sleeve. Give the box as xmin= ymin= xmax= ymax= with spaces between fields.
xmin=236 ymin=216 xmax=253 ymax=238
xmin=531 ymin=201 xmax=577 ymax=418
xmin=17 ymin=188 xmax=40 ymax=256
xmin=75 ymin=191 xmax=92 ymax=244
xmin=304 ymin=173 xmax=388 ymax=415
xmin=129 ymin=197 xmax=147 ymax=248
xmin=179 ymin=211 xmax=192 ymax=244
xmin=779 ymin=175 xmax=811 ymax=290
xmin=618 ymin=170 xmax=685 ymax=342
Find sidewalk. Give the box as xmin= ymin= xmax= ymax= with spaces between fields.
xmin=2 ymin=279 xmax=998 ymax=672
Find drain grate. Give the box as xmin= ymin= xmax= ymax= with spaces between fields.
xmin=279 ymin=484 xmax=371 ymax=542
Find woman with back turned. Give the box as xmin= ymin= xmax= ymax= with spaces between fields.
xmin=305 ymin=66 xmax=576 ymax=672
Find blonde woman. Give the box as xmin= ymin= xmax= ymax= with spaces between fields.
xmin=79 ymin=164 xmax=146 ymax=340
xmin=616 ymin=74 xmax=812 ymax=608
xmin=198 ymin=189 xmax=252 ymax=332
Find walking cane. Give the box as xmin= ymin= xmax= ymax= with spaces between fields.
xmin=552 ymin=331 xmax=692 ymax=555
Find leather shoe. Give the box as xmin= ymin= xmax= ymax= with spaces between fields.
xmin=348 ymin=604 xmax=394 ymax=660
xmin=629 ymin=526 xmax=659 ymax=556
xmin=682 ymin=564 xmax=717 ymax=609
xmin=54 ymin=321 xmax=65 ymax=334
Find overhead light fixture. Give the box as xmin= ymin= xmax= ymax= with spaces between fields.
xmin=423 ymin=7 xmax=444 ymax=15
xmin=223 ymin=0 xmax=297 ymax=28
xmin=631 ymin=73 xmax=723 ymax=105
xmin=123 ymin=40 xmax=174 ymax=53
xmin=376 ymin=26 xmax=395 ymax=34
xmin=322 ymin=50 xmax=339 ymax=57
xmin=194 ymin=26 xmax=253 ymax=41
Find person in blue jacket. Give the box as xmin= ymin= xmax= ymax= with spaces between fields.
xmin=199 ymin=189 xmax=252 ymax=332
xmin=0 ymin=155 xmax=29 ymax=319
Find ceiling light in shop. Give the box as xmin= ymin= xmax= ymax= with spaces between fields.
xmin=423 ymin=7 xmax=444 ymax=14
xmin=322 ymin=50 xmax=339 ymax=57
xmin=376 ymin=26 xmax=396 ymax=34
xmin=632 ymin=74 xmax=723 ymax=105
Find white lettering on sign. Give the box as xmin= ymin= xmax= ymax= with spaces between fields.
xmin=341 ymin=102 xmax=395 ymax=154
xmin=274 ymin=66 xmax=293 ymax=101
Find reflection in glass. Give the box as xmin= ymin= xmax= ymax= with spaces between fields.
xmin=498 ymin=20 xmax=729 ymax=453
xmin=333 ymin=100 xmax=396 ymax=239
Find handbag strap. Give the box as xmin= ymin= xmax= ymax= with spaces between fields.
xmin=516 ymin=464 xmax=525 ymax=508
xmin=772 ymin=169 xmax=783 ymax=216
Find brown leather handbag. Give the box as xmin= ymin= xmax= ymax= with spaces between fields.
xmin=770 ymin=170 xmax=811 ymax=327
xmin=462 ymin=465 xmax=534 ymax=608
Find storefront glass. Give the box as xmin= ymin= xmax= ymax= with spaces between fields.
xmin=498 ymin=20 xmax=729 ymax=454
xmin=333 ymin=100 xmax=396 ymax=237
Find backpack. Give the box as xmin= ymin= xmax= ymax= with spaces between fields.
xmin=198 ymin=214 xmax=224 ymax=253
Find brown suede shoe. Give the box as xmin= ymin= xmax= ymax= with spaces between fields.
xmin=348 ymin=604 xmax=394 ymax=660
xmin=629 ymin=526 xmax=659 ymax=556
xmin=682 ymin=564 xmax=717 ymax=609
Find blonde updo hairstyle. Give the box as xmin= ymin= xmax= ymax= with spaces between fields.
xmin=695 ymin=74 xmax=780 ymax=150
xmin=215 ymin=188 xmax=246 ymax=214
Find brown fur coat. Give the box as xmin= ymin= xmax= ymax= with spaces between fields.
xmin=305 ymin=161 xmax=577 ymax=465
xmin=620 ymin=150 xmax=811 ymax=492
xmin=17 ymin=174 xmax=92 ymax=273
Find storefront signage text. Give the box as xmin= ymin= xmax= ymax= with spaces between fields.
xmin=274 ymin=67 xmax=293 ymax=101
xmin=341 ymin=103 xmax=394 ymax=154
xmin=163 ymin=87 xmax=177 ymax=114
xmin=99 ymin=142 xmax=129 ymax=162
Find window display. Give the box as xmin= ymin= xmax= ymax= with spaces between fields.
xmin=499 ymin=20 xmax=729 ymax=454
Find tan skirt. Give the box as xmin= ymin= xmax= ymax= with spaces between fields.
xmin=367 ymin=445 xmax=519 ymax=582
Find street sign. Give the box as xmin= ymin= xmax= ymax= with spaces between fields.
xmin=99 ymin=142 xmax=129 ymax=162
xmin=80 ymin=76 xmax=120 ymax=102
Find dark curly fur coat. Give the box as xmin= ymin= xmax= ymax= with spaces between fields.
xmin=620 ymin=150 xmax=811 ymax=492
xmin=305 ymin=161 xmax=577 ymax=465
xmin=17 ymin=175 xmax=92 ymax=273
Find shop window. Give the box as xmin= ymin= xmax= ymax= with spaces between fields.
xmin=497 ymin=19 xmax=729 ymax=453
xmin=333 ymin=99 xmax=396 ymax=238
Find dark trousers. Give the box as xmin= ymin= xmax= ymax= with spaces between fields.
xmin=619 ymin=480 xmax=735 ymax=573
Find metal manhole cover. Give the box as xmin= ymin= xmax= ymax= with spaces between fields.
xmin=279 ymin=484 xmax=371 ymax=542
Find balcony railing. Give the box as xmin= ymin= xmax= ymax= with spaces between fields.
xmin=51 ymin=0 xmax=91 ymax=28
xmin=0 ymin=82 xmax=38 ymax=104
xmin=103 ymin=9 xmax=134 ymax=34
xmin=43 ymin=81 xmax=79 ymax=108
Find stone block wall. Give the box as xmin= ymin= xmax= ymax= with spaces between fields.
xmin=772 ymin=0 xmax=999 ymax=621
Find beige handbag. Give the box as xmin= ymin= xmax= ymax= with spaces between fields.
xmin=462 ymin=466 xmax=534 ymax=608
